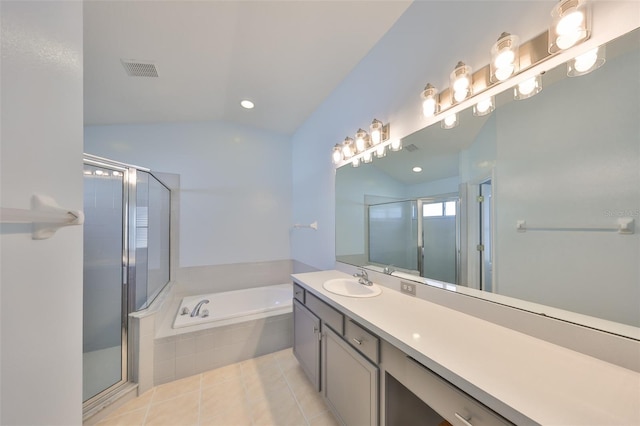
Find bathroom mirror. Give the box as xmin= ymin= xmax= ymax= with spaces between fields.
xmin=335 ymin=28 xmax=640 ymax=335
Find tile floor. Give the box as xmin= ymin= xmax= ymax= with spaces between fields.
xmin=96 ymin=348 xmax=340 ymax=426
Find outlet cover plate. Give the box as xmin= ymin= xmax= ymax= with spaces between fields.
xmin=401 ymin=281 xmax=416 ymax=296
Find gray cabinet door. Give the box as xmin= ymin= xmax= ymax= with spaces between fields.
xmin=293 ymin=299 xmax=321 ymax=391
xmin=323 ymin=326 xmax=378 ymax=426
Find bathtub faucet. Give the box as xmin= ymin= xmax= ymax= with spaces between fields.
xmin=191 ymin=299 xmax=210 ymax=317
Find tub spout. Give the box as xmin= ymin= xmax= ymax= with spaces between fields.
xmin=191 ymin=299 xmax=210 ymax=317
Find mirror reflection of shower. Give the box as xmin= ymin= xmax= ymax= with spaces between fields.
xmin=419 ymin=196 xmax=459 ymax=284
xmin=367 ymin=194 xmax=460 ymax=284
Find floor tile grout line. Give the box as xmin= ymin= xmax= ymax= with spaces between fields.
xmin=281 ymin=360 xmax=312 ymax=426
xmin=140 ymin=388 xmax=155 ymax=426
xmin=197 ymin=373 xmax=203 ymax=426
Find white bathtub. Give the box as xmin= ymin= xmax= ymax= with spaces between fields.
xmin=173 ymin=283 xmax=292 ymax=329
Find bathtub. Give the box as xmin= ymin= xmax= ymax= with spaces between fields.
xmin=172 ymin=283 xmax=292 ymax=329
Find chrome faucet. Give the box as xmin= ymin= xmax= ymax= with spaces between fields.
xmin=383 ymin=265 xmax=396 ymax=275
xmin=353 ymin=268 xmax=373 ymax=286
xmin=190 ymin=299 xmax=210 ymax=317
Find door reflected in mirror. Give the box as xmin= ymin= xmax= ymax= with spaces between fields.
xmin=335 ymin=28 xmax=640 ymax=335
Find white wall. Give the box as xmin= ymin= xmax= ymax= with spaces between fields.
xmin=0 ymin=1 xmax=84 ymax=424
xmin=84 ymin=122 xmax=292 ymax=268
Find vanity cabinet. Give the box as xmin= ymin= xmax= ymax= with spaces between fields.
xmin=292 ymin=282 xmax=379 ymax=426
xmin=323 ymin=326 xmax=379 ymax=426
xmin=293 ymin=299 xmax=321 ymax=391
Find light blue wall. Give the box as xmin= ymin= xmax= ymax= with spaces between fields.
xmin=335 ymin=164 xmax=407 ymax=258
xmin=290 ymin=1 xmax=554 ymax=270
xmin=85 ymin=122 xmax=292 ymax=268
xmin=494 ymin=48 xmax=640 ymax=325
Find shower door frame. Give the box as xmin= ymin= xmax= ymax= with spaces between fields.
xmin=417 ymin=193 xmax=461 ymax=284
xmin=82 ymin=154 xmax=150 ymax=410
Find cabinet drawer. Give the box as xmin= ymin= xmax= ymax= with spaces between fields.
xmin=305 ymin=292 xmax=344 ymax=334
xmin=345 ymin=319 xmax=379 ymax=364
xmin=401 ymin=356 xmax=512 ymax=426
xmin=293 ymin=283 xmax=305 ymax=303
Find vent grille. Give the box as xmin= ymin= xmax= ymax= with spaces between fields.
xmin=405 ymin=144 xmax=419 ymax=152
xmin=121 ymin=59 xmax=158 ymax=77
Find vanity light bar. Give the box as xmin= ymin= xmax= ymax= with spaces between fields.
xmin=417 ymin=0 xmax=596 ymax=130
xmin=332 ymin=121 xmax=394 ymax=167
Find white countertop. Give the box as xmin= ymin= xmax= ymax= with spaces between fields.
xmin=292 ymin=270 xmax=640 ymax=425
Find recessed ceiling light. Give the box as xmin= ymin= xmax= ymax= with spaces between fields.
xmin=412 ymin=167 xmax=423 ymax=173
xmin=240 ymin=100 xmax=255 ymax=109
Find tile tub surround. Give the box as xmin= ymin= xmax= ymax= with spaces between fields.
xmin=154 ymin=314 xmax=293 ymax=385
xmin=94 ymin=349 xmax=339 ymax=426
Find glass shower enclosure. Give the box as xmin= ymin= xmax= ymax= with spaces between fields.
xmin=367 ymin=195 xmax=459 ymax=283
xmin=82 ymin=155 xmax=170 ymax=406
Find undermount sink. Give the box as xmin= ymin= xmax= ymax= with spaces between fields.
xmin=323 ymin=278 xmax=382 ymax=298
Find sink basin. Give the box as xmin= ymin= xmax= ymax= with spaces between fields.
xmin=322 ymin=278 xmax=382 ymax=298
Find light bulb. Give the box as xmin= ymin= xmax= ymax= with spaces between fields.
xmin=355 ymin=129 xmax=368 ymax=152
xmin=371 ymin=129 xmax=381 ymax=145
xmin=342 ymin=137 xmax=354 ymax=159
xmin=518 ymin=78 xmax=536 ymax=96
xmin=450 ymin=62 xmax=472 ymax=103
xmin=352 ymin=158 xmax=360 ymax=168
xmin=412 ymin=166 xmax=422 ymax=173
xmin=390 ymin=139 xmax=402 ymax=151
xmin=441 ymin=113 xmax=458 ymax=129
xmin=568 ymin=45 xmax=605 ymax=77
xmin=491 ymin=32 xmax=519 ymax=83
xmin=573 ymin=48 xmax=598 ymax=72
xmin=421 ymin=84 xmax=438 ymax=117
xmin=453 ymin=88 xmax=468 ymax=103
xmin=363 ymin=151 xmax=373 ymax=164
xmin=444 ymin=114 xmax=457 ymax=126
xmin=514 ymin=75 xmax=542 ymax=100
xmin=556 ymin=10 xmax=584 ymax=36
xmin=375 ymin=144 xmax=386 ymax=158
xmin=494 ymin=50 xmax=515 ymax=70
xmin=422 ymin=98 xmax=437 ymax=117
xmin=370 ymin=119 xmax=384 ymax=145
xmin=556 ymin=32 xmax=582 ymax=50
xmin=332 ymin=145 xmax=343 ymax=164
xmin=240 ymin=100 xmax=254 ymax=109
xmin=549 ymin=0 xmax=590 ymax=53
xmin=453 ymin=76 xmax=470 ymax=92
xmin=494 ymin=65 xmax=515 ymax=81
xmin=473 ymin=96 xmax=494 ymax=116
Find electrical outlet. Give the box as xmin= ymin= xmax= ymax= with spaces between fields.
xmin=400 ymin=281 xmax=416 ymax=296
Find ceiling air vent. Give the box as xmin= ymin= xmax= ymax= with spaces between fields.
xmin=121 ymin=59 xmax=158 ymax=77
xmin=405 ymin=144 xmax=419 ymax=152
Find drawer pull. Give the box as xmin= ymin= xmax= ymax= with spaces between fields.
xmin=352 ymin=337 xmax=363 ymax=345
xmin=454 ymin=412 xmax=473 ymax=426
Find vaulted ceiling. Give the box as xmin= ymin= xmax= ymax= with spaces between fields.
xmin=83 ymin=1 xmax=412 ymax=134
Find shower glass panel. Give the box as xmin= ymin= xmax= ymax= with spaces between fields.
xmin=82 ymin=164 xmax=126 ymax=402
xmin=422 ymin=200 xmax=458 ymax=284
xmin=133 ymin=171 xmax=170 ymax=310
xmin=83 ymin=154 xmax=172 ymax=410
xmin=368 ymin=200 xmax=418 ymax=272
